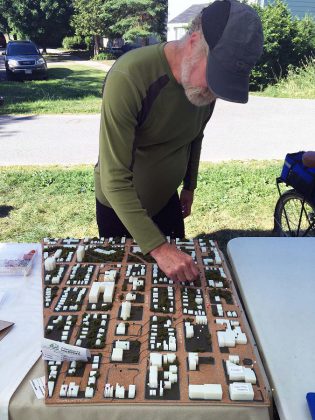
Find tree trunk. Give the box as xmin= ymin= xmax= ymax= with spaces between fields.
xmin=94 ymin=35 xmax=101 ymax=56
xmin=141 ymin=37 xmax=148 ymax=47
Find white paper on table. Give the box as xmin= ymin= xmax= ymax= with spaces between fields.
xmin=0 ymin=291 xmax=6 ymax=306
xmin=0 ymin=243 xmax=42 ymax=420
xmin=30 ymin=376 xmax=45 ymax=399
xmin=42 ymin=338 xmax=91 ymax=362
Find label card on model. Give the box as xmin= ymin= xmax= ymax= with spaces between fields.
xmin=42 ymin=338 xmax=91 ymax=362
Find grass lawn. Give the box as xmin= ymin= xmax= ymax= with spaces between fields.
xmin=0 ymin=161 xmax=282 ymax=252
xmin=1 ymin=58 xmax=314 ymax=117
xmin=0 ymin=64 xmax=105 ymax=115
xmin=253 ymin=59 xmax=315 ymax=100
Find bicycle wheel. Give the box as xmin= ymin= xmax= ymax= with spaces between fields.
xmin=274 ymin=189 xmax=315 ymax=237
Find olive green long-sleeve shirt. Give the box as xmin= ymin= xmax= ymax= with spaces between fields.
xmin=94 ymin=43 xmax=215 ymax=254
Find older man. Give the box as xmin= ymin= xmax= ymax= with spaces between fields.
xmin=94 ymin=0 xmax=263 ymax=282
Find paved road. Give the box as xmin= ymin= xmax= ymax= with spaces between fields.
xmin=0 ymin=95 xmax=314 ymax=166
xmin=202 ymin=95 xmax=315 ymax=161
xmin=0 ymin=114 xmax=100 ymax=165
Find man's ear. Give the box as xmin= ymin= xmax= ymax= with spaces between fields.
xmin=188 ymin=31 xmax=202 ymax=54
xmin=189 ymin=31 xmax=202 ymax=46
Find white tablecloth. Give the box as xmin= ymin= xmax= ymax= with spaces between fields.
xmin=227 ymin=237 xmax=315 ymax=420
xmin=0 ymin=243 xmax=42 ymax=420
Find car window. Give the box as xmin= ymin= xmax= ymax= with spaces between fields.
xmin=7 ymin=44 xmax=39 ymax=55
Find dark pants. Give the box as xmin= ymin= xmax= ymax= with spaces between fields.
xmin=96 ymin=193 xmax=185 ymax=239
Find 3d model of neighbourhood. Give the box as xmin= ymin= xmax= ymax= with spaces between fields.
xmin=42 ymin=236 xmax=270 ymax=407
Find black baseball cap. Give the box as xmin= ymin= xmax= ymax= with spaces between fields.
xmin=201 ymin=0 xmax=264 ymax=103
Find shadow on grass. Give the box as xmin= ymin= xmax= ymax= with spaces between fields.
xmin=47 ymin=67 xmax=73 ymax=80
xmin=0 ymin=205 xmax=14 ymax=218
xmin=0 ymin=66 xmax=104 ymax=114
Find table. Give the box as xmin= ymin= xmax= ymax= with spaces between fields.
xmin=0 ymin=243 xmax=42 ymax=420
xmin=2 ymin=242 xmax=271 ymax=420
xmin=227 ymin=237 xmax=315 ymax=420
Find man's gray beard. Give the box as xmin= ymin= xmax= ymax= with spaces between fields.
xmin=184 ymin=86 xmax=215 ymax=107
xmin=181 ymin=55 xmax=215 ymax=107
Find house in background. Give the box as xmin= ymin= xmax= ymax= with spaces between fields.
xmin=168 ymin=3 xmax=208 ymax=41
xmin=261 ymin=0 xmax=315 ymax=18
xmin=167 ymin=0 xmax=315 ymax=41
xmin=167 ymin=0 xmax=260 ymax=41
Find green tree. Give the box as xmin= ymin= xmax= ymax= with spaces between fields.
xmin=251 ymin=0 xmax=315 ymax=90
xmin=2 ymin=0 xmax=73 ymax=50
xmin=71 ymin=0 xmax=167 ymax=56
xmin=103 ymin=0 xmax=167 ymax=44
xmin=72 ymin=0 xmax=109 ymax=55
xmin=0 ymin=0 xmax=9 ymax=33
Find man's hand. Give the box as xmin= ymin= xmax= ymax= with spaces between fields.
xmin=150 ymin=242 xmax=199 ymax=282
xmin=180 ymin=189 xmax=194 ymax=218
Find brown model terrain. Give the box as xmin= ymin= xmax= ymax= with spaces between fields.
xmin=41 ymin=237 xmax=271 ymax=407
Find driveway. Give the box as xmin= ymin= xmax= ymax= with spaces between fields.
xmin=0 ymin=96 xmax=314 ymax=165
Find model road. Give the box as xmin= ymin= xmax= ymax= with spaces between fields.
xmin=0 ymin=96 xmax=314 ymax=165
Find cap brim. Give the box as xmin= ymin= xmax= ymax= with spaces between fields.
xmin=206 ymin=52 xmax=249 ymax=104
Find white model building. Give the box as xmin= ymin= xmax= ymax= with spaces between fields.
xmin=88 ymin=282 xmax=115 ymax=304
xmin=85 ymin=386 xmax=94 ymax=398
xmin=104 ymin=384 xmax=114 ymax=398
xmin=168 ymin=336 xmax=176 ymax=351
xmin=128 ymin=384 xmax=136 ymax=399
xmin=150 ymin=353 xmax=162 ymax=368
xmin=44 ymin=257 xmax=56 ymax=272
xmin=67 ymin=382 xmax=79 ymax=397
xmin=104 ymin=270 xmax=117 ymax=281
xmin=226 ymin=361 xmax=256 ymax=384
xmin=103 ymin=282 xmax=115 ymax=303
xmin=229 ymin=382 xmax=254 ymax=401
xmin=196 ymin=316 xmax=208 ymax=325
xmin=47 ymin=381 xmax=55 ymax=397
xmin=44 ymin=257 xmax=56 ymax=271
xmin=132 ymin=278 xmax=144 ymax=291
xmin=59 ymin=384 xmax=68 ymax=397
xmin=115 ymin=384 xmax=125 ymax=399
xmin=189 ymin=384 xmax=222 ymax=400
xmin=216 ymin=319 xmax=247 ymax=347
xmin=115 ymin=340 xmax=130 ymax=350
xmin=94 ymin=247 xmax=116 ymax=255
xmin=229 ymin=354 xmax=240 ymax=364
xmin=116 ymin=322 xmax=126 ymax=335
xmin=149 ymin=365 xmax=158 ymax=388
xmin=111 ymin=348 xmax=123 ymax=362
xmin=147 ymin=353 xmax=179 ymax=396
xmin=185 ymin=322 xmax=194 ymax=339
xmin=188 ymin=353 xmax=199 ymax=371
xmin=121 ymin=301 xmax=131 ymax=320
xmin=165 ymin=353 xmax=176 ymax=364
xmin=76 ymin=245 xmax=85 ymax=262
